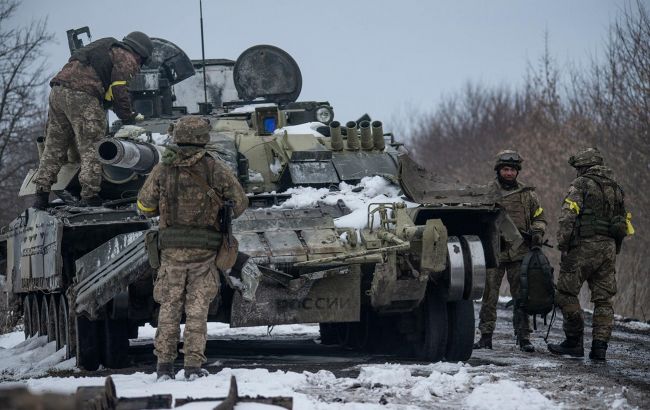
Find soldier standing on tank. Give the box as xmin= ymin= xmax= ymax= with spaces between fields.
xmin=548 ymin=147 xmax=631 ymax=361
xmin=474 ymin=150 xmax=547 ymax=352
xmin=137 ymin=116 xmax=248 ymax=381
xmin=32 ymin=32 xmax=154 ymax=209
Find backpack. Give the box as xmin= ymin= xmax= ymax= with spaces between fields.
xmin=518 ymin=248 xmax=555 ymax=329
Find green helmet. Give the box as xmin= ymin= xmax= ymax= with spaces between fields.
xmin=568 ymin=147 xmax=603 ymax=168
xmin=122 ymin=31 xmax=153 ymax=63
xmin=170 ymin=116 xmax=211 ymax=145
xmin=494 ymin=149 xmax=523 ymax=171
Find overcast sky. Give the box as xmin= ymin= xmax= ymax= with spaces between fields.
xmin=14 ymin=0 xmax=625 ymax=131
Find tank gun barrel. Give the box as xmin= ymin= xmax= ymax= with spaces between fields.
xmin=97 ymin=138 xmax=159 ymax=174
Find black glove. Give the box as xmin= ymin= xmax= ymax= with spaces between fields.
xmin=531 ymin=231 xmax=543 ymax=248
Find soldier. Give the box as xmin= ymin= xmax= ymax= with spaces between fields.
xmin=32 ymin=31 xmax=153 ymax=209
xmin=474 ymin=150 xmax=547 ymax=352
xmin=548 ymin=147 xmax=630 ymax=360
xmin=137 ymin=116 xmax=248 ymax=381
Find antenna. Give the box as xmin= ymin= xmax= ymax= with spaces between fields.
xmin=200 ymin=0 xmax=208 ymax=111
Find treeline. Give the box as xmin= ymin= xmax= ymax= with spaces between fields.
xmin=408 ymin=2 xmax=649 ymax=319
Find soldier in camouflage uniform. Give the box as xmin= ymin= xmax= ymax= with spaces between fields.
xmin=548 ymin=148 xmax=631 ymax=360
xmin=137 ymin=116 xmax=248 ymax=381
xmin=474 ymin=150 xmax=547 ymax=352
xmin=32 ymin=32 xmax=153 ymax=209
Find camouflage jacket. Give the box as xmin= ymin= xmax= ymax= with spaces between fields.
xmin=557 ymin=165 xmax=626 ymax=250
xmin=52 ymin=46 xmax=140 ymax=121
xmin=137 ymin=146 xmax=248 ymax=229
xmin=488 ymin=179 xmax=547 ymax=262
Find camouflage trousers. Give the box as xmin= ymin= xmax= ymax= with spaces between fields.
xmin=478 ymin=261 xmax=531 ymax=338
xmin=153 ymin=248 xmax=220 ymax=367
xmin=33 ymin=86 xmax=106 ymax=199
xmin=556 ymin=240 xmax=617 ymax=342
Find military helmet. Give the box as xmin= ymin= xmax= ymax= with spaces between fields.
xmin=170 ymin=116 xmax=211 ymax=145
xmin=568 ymin=147 xmax=604 ymax=168
xmin=494 ymin=149 xmax=523 ymax=171
xmin=122 ymin=31 xmax=153 ymax=62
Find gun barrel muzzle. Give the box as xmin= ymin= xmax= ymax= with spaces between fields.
xmin=97 ymin=138 xmax=159 ymax=173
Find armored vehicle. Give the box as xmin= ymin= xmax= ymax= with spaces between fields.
xmin=1 ymin=29 xmax=511 ymax=370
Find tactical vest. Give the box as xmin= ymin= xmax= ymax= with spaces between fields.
xmin=575 ymin=174 xmax=625 ymax=240
xmin=498 ymin=187 xmax=532 ymax=232
xmin=69 ymin=37 xmax=121 ymax=92
xmin=158 ymin=155 xmax=224 ymax=250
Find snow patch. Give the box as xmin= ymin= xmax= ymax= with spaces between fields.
xmin=464 ymin=379 xmax=557 ymax=410
xmin=0 ymin=335 xmax=75 ymax=378
xmin=276 ymin=175 xmax=415 ymax=230
xmin=274 ymin=122 xmax=327 ymax=138
xmin=0 ymin=330 xmax=25 ymax=349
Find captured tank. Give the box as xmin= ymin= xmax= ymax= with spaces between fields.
xmin=1 ymin=28 xmax=515 ymax=370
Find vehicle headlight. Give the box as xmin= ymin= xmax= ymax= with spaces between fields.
xmin=315 ymin=106 xmax=333 ymax=124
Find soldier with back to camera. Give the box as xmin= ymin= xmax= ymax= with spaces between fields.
xmin=33 ymin=31 xmax=153 ymax=209
xmin=474 ymin=150 xmax=547 ymax=352
xmin=137 ymin=116 xmax=248 ymax=380
xmin=548 ymin=147 xmax=632 ymax=361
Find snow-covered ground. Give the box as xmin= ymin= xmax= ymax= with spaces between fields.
xmin=2 ymin=307 xmax=648 ymax=410
xmin=1 ymin=324 xmax=559 ymax=410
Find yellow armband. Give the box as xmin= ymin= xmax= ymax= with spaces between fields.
xmin=533 ymin=207 xmax=543 ymax=218
xmin=104 ymin=80 xmax=128 ymax=101
xmin=626 ymin=212 xmax=635 ymax=235
xmin=564 ymin=198 xmax=580 ymax=215
xmin=137 ymin=200 xmax=157 ymax=213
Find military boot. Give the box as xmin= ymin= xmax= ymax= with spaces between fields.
xmin=518 ymin=337 xmax=535 ymax=353
xmin=548 ymin=336 xmax=584 ymax=358
xmin=589 ymin=340 xmax=608 ymax=361
xmin=184 ymin=366 xmax=209 ymax=381
xmin=156 ymin=362 xmax=175 ymax=381
xmin=32 ymin=191 xmax=50 ymax=210
xmin=473 ymin=333 xmax=492 ymax=349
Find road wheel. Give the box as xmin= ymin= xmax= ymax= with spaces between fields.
xmin=102 ymin=318 xmax=129 ymax=369
xmin=413 ymin=286 xmax=448 ymax=362
xmin=23 ymin=295 xmax=32 ymax=339
xmin=76 ymin=316 xmax=101 ymax=371
xmin=58 ymin=294 xmax=70 ymax=355
xmin=445 ymin=300 xmax=475 ymax=362
xmin=30 ymin=294 xmax=40 ymax=337
xmin=47 ymin=295 xmax=59 ymax=345
xmin=40 ymin=295 xmax=49 ymax=339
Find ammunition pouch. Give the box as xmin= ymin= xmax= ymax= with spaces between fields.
xmin=158 ymin=226 xmax=222 ymax=250
xmin=144 ymin=229 xmax=160 ymax=269
xmin=576 ymin=210 xmax=615 ymax=239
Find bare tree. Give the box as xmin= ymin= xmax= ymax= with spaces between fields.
xmin=0 ymin=0 xmax=53 ymax=225
xmin=408 ymin=1 xmax=649 ymax=319
xmin=0 ymin=0 xmax=52 ymax=332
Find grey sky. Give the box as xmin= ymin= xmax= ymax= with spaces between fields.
xmin=15 ymin=0 xmax=623 ymax=131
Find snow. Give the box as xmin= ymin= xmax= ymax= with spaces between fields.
xmin=274 ymin=122 xmax=327 ymax=138
xmin=618 ymin=320 xmax=650 ymax=331
xmin=0 ymin=326 xmax=638 ymax=409
xmin=276 ymin=175 xmax=416 ymax=230
xmin=230 ymin=103 xmax=277 ymax=114
xmin=136 ymin=322 xmax=320 ymax=341
xmin=0 ymin=330 xmax=24 ymax=349
xmin=0 ymin=335 xmax=75 ymax=378
xmin=464 ymin=379 xmax=557 ymax=410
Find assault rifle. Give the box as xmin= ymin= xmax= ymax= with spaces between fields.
xmin=221 ymin=200 xmax=235 ymax=247
xmin=520 ymin=230 xmax=554 ymax=249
